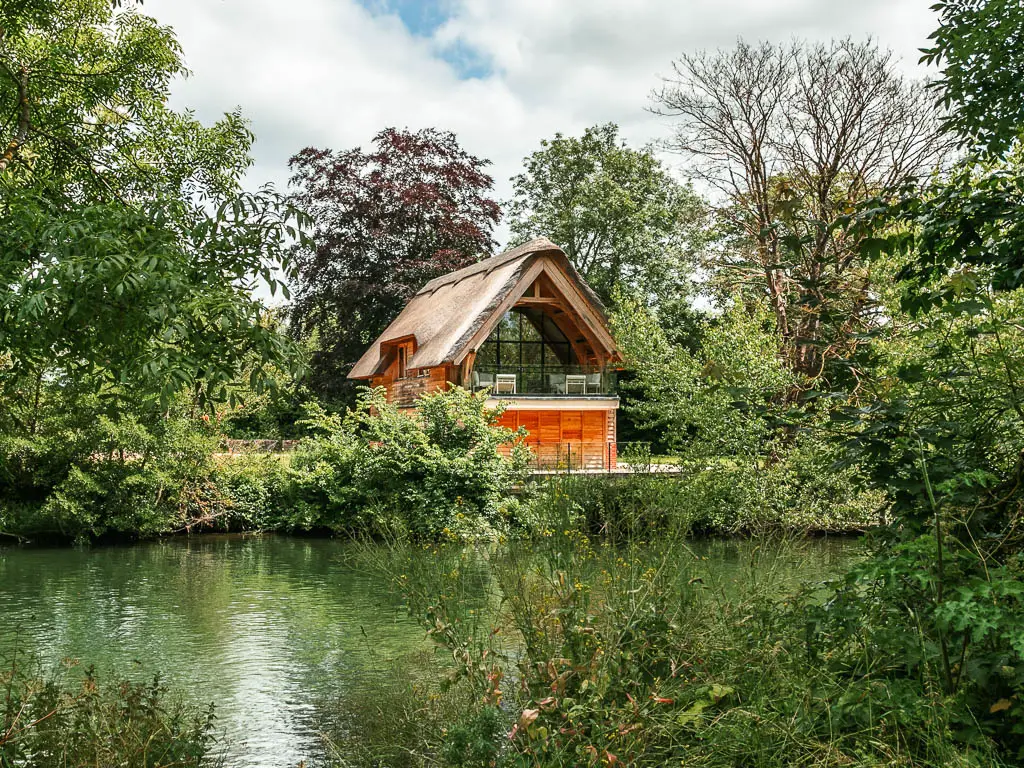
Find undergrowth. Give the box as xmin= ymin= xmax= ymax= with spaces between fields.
xmin=333 ymin=526 xmax=1006 ymax=768
xmin=0 ymin=645 xmax=220 ymax=767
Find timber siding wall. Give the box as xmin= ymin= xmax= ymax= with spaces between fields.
xmin=375 ymin=365 xmax=454 ymax=407
xmin=495 ymin=409 xmax=617 ymax=469
xmin=390 ymin=376 xmax=432 ymax=407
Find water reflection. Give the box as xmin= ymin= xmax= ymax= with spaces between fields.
xmin=0 ymin=534 xmax=861 ymax=767
xmin=0 ymin=536 xmax=426 ymax=768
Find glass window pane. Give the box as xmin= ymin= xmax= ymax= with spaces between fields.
xmin=476 ymin=343 xmax=497 ymax=368
xmin=521 ymin=368 xmax=543 ymax=393
xmin=542 ymin=316 xmax=568 ymax=344
xmin=498 ymin=312 xmax=517 ymax=339
xmin=521 ymin=342 xmax=542 ymax=367
xmin=499 ymin=342 xmax=519 ymax=368
xmin=545 ymin=343 xmax=570 ymax=366
xmin=520 ymin=315 xmax=543 ymax=341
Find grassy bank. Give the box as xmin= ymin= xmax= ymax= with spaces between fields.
xmin=1 ymin=462 xmax=882 ymax=546
xmin=1 ymin=387 xmax=885 ymax=545
xmin=0 ymin=647 xmax=220 ymax=767
xmin=321 ymin=530 xmax=1009 ymax=768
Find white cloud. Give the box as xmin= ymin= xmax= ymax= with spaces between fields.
xmin=144 ymin=0 xmax=940 ymax=247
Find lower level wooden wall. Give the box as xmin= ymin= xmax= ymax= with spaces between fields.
xmin=494 ymin=409 xmax=617 ymax=469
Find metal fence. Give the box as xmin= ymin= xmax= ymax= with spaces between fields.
xmin=471 ymin=365 xmax=618 ymax=396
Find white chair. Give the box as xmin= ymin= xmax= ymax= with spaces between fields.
xmin=473 ymin=371 xmax=494 ymax=390
xmin=565 ymin=374 xmax=586 ymax=394
xmin=585 ymin=372 xmax=602 ymax=393
xmin=494 ymin=374 xmax=517 ymax=394
xmin=547 ymin=373 xmax=566 ymax=394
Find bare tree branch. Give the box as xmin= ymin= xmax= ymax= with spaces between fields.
xmin=652 ymin=38 xmax=953 ymax=383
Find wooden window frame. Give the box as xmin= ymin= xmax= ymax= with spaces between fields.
xmin=397 ymin=345 xmax=408 ymax=380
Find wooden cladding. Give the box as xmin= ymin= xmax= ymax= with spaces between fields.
xmin=375 ymin=363 xmax=454 ymax=407
xmin=371 ymin=356 xmax=620 ymax=470
xmin=495 ymin=408 xmax=617 ymax=469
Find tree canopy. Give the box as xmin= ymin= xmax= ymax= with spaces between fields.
xmin=0 ymin=0 xmax=306 ymax=533
xmin=654 ymin=39 xmax=949 ymax=384
xmin=924 ymin=0 xmax=1024 ymax=158
xmin=288 ymin=127 xmax=501 ymax=401
xmin=0 ymin=0 xmax=305 ymax=414
xmin=507 ymin=123 xmax=707 ymax=320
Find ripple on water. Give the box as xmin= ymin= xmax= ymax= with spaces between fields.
xmin=0 ymin=536 xmax=430 ymax=768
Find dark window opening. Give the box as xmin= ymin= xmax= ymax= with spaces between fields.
xmin=471 ymin=308 xmax=615 ymax=394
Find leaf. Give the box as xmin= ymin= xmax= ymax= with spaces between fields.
xmin=518 ymin=708 xmax=540 ymax=728
xmin=708 ymin=684 xmax=734 ymax=702
xmin=990 ymin=699 xmax=1012 ymax=714
xmin=676 ymin=699 xmax=708 ymax=726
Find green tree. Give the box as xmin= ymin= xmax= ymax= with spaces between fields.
xmin=611 ymin=292 xmax=790 ymax=463
xmin=0 ymin=0 xmax=305 ymax=410
xmin=815 ymin=2 xmax=1024 ymax=755
xmin=0 ymin=1 xmax=307 ymax=537
xmin=924 ymin=0 xmax=1024 ymax=158
xmin=0 ymin=0 xmax=308 ymax=403
xmin=507 ymin=123 xmax=708 ymax=328
xmin=287 ymin=128 xmax=501 ymax=403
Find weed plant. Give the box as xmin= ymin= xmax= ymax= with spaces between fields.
xmin=0 ymin=645 xmax=220 ymax=767
xmin=335 ymin=523 xmax=1006 ymax=767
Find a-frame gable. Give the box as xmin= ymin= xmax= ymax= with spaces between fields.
xmin=453 ymin=253 xmax=619 ymax=367
xmin=348 ymin=238 xmax=620 ymax=380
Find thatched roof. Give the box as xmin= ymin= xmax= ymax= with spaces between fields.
xmin=348 ymin=238 xmax=617 ymax=380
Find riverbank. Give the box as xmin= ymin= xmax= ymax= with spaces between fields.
xmin=1 ymin=533 xmax=863 ymax=767
xmin=5 ymin=529 xmax=1016 ymax=767
xmin=1 ymin=463 xmax=884 ymax=547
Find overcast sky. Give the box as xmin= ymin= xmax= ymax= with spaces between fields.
xmin=144 ymin=0 xmax=940 ymax=247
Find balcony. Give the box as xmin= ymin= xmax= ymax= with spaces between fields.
xmin=470 ymin=364 xmax=617 ymax=397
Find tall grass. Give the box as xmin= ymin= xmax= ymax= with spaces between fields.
xmin=1 ymin=644 xmax=220 ymax=767
xmin=520 ymin=471 xmax=882 ymax=540
xmin=333 ymin=525 xmax=1005 ymax=767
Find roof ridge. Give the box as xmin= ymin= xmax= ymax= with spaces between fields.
xmin=417 ymin=237 xmax=562 ymax=295
xmin=348 ymin=237 xmax=619 ymax=381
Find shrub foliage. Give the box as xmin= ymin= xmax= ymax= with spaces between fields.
xmin=289 ymin=387 xmax=530 ymax=539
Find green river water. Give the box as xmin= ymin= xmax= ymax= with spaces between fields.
xmin=0 ymin=534 xmax=860 ymax=767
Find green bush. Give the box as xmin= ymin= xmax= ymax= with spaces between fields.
xmin=524 ymin=474 xmax=690 ymax=539
xmin=0 ymin=648 xmax=219 ymax=767
xmin=289 ymin=386 xmax=530 ymax=539
xmin=0 ymin=403 xmax=220 ymax=542
xmin=210 ymin=454 xmax=292 ymax=530
xmin=524 ymin=437 xmax=884 ymax=539
xmin=440 ymin=706 xmax=504 ymax=768
xmin=812 ymin=534 xmax=1024 ymax=760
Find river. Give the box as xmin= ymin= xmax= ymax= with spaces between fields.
xmin=0 ymin=534 xmax=860 ymax=767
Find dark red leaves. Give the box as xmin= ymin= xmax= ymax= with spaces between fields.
xmin=287 ymin=127 xmax=501 ymax=399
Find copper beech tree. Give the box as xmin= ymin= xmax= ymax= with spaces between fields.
xmin=288 ymin=128 xmax=501 ymax=400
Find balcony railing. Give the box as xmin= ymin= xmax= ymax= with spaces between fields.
xmin=470 ymin=365 xmax=617 ymax=396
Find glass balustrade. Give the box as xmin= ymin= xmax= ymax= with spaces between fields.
xmin=469 ymin=364 xmax=617 ymax=396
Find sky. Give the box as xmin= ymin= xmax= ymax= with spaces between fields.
xmin=143 ymin=0 xmax=941 ymax=248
